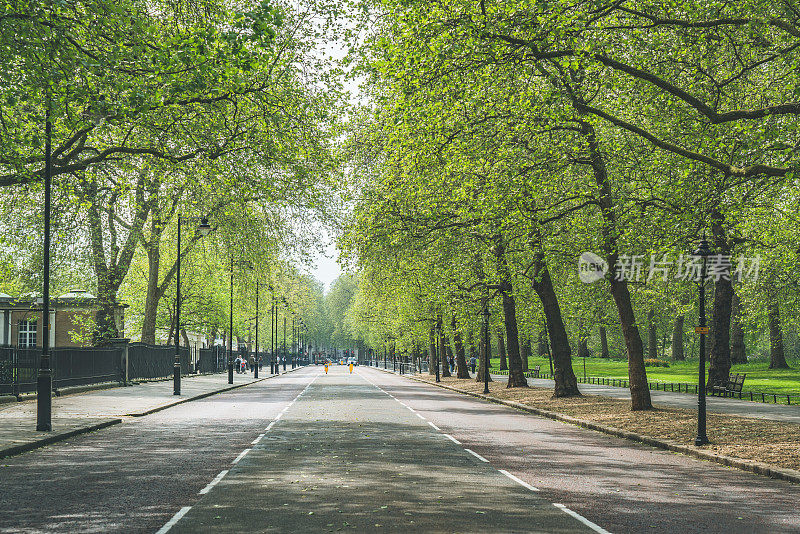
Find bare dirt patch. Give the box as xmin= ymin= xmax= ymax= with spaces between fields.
xmin=416 ymin=375 xmax=800 ymax=472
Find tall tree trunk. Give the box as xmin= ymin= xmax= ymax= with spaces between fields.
xmin=647 ymin=309 xmax=657 ymax=360
xmin=599 ymin=326 xmax=610 ymax=358
xmin=530 ymin=252 xmax=580 ymax=397
xmin=497 ymin=328 xmax=508 ymax=370
xmin=730 ymin=292 xmax=747 ymax=364
xmin=577 ymin=115 xmax=651 ymax=410
xmin=428 ymin=324 xmax=436 ymax=375
xmin=707 ymin=209 xmax=734 ymax=387
xmin=672 ymin=315 xmax=685 ymax=361
xmin=453 ymin=317 xmax=470 ymax=378
xmin=439 ymin=315 xmax=451 ymax=377
xmin=502 ymin=290 xmax=527 ymax=387
xmin=768 ymin=298 xmax=789 ymax=369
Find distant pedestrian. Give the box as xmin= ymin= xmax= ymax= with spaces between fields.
xmin=469 ymin=356 xmax=476 ymax=374
xmin=449 ymin=355 xmax=455 ymax=373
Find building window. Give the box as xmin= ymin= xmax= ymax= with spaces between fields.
xmin=18 ymin=320 xmax=36 ymax=348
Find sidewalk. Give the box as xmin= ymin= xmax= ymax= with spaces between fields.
xmin=0 ymin=370 xmax=294 ymax=459
xmin=511 ymin=375 xmax=800 ymax=424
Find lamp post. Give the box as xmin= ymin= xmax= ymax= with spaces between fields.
xmin=228 ymin=257 xmax=235 ymax=384
xmin=434 ymin=323 xmax=441 ymax=383
xmin=283 ymin=306 xmax=287 ymax=371
xmin=253 ymin=280 xmax=259 ymax=379
xmin=37 ymin=102 xmax=53 ymax=431
xmin=695 ymin=237 xmax=712 ymax=446
xmin=482 ymin=306 xmax=491 ymax=395
xmin=269 ymin=285 xmax=275 ymax=374
xmin=175 ymin=215 xmax=212 ymax=395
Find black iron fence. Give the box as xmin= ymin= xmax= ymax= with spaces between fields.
xmin=0 ymin=343 xmax=223 ymax=396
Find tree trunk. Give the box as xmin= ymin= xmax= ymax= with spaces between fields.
xmin=672 ymin=315 xmax=685 ymax=361
xmin=497 ymin=328 xmax=508 ymax=371
xmin=428 ymin=324 xmax=436 ymax=375
xmin=648 ymin=309 xmax=657 ymax=360
xmin=453 ymin=317 xmax=470 ymax=378
xmin=768 ymin=299 xmax=789 ymax=369
xmin=730 ymin=292 xmax=747 ymax=364
xmin=530 ymin=253 xmax=580 ymax=397
xmin=577 ymin=115 xmax=651 ymax=409
xmin=439 ymin=315 xmax=451 ymax=378
xmin=707 ymin=210 xmax=734 ymax=387
xmin=476 ymin=295 xmax=492 ymax=383
xmin=599 ymin=326 xmax=610 ymax=358
xmin=502 ymin=290 xmax=528 ymax=387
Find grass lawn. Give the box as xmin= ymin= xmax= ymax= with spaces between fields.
xmin=490 ymin=356 xmax=800 ymax=395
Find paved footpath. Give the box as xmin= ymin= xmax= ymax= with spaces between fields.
xmin=169 ymin=366 xmax=596 ymax=533
xmin=505 ymin=375 xmax=800 ymax=423
xmin=0 ymin=370 xmax=279 ymax=458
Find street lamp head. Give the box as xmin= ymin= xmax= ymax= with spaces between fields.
xmin=198 ymin=218 xmax=212 ymax=237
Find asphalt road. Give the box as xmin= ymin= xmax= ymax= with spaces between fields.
xmin=0 ymin=371 xmax=309 ymax=533
xmin=2 ymin=365 xmax=799 ymax=533
xmin=169 ymin=366 xmax=594 ymax=533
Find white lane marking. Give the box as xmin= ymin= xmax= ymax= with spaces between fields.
xmin=199 ymin=470 xmax=229 ymax=495
xmin=428 ymin=421 xmax=441 ymax=431
xmin=252 ymin=434 xmax=265 ymax=444
xmin=553 ymin=504 xmax=613 ymax=534
xmin=406 ymin=406 xmax=416 ymax=413
xmin=274 ymin=412 xmax=283 ymax=421
xmin=232 ymin=449 xmax=251 ymax=464
xmin=265 ymin=421 xmax=275 ymax=431
xmin=498 ymin=469 xmax=539 ymax=492
xmin=155 ymin=506 xmax=191 ymax=534
xmin=415 ymin=413 xmax=426 ymax=421
xmin=464 ymin=448 xmax=489 ymax=462
xmin=443 ymin=434 xmax=461 ymax=444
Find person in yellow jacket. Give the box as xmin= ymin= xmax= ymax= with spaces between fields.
xmin=325 ymin=362 xmax=329 ymax=374
xmin=349 ymin=362 xmax=353 ymax=374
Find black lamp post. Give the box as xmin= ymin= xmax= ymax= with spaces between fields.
xmin=482 ymin=306 xmax=491 ymax=395
xmin=253 ymin=280 xmax=259 ymax=379
xmin=228 ymin=257 xmax=235 ymax=384
xmin=283 ymin=306 xmax=287 ymax=371
xmin=175 ymin=215 xmax=212 ymax=395
xmin=695 ymin=236 xmax=712 ymax=446
xmin=37 ymin=103 xmax=53 ymax=431
xmin=434 ymin=323 xmax=441 ymax=383
xmin=269 ymin=285 xmax=275 ymax=374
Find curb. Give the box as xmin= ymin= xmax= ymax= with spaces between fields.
xmin=0 ymin=366 xmax=309 ymax=459
xmin=374 ymin=368 xmax=800 ymax=486
xmin=0 ymin=418 xmax=122 ymax=460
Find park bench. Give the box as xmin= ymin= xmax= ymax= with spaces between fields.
xmin=709 ymin=373 xmax=746 ymax=397
xmin=531 ymin=365 xmax=540 ymax=378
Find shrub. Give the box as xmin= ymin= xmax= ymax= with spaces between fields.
xmin=644 ymin=358 xmax=670 ymax=368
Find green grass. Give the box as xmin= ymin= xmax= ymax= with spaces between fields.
xmin=490 ymin=356 xmax=800 ymax=395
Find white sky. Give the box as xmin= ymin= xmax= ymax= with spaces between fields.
xmin=310 ymin=240 xmax=341 ymax=292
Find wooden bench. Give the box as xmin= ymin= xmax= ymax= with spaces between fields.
xmin=709 ymin=373 xmax=746 ymax=397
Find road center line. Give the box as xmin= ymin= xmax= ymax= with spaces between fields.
xmin=464 ymin=448 xmax=489 ymax=462
xmin=553 ymin=504 xmax=613 ymax=534
xmin=265 ymin=421 xmax=275 ymax=431
xmin=232 ymin=449 xmax=251 ymax=464
xmin=416 ymin=413 xmax=426 ymax=420
xmin=428 ymin=421 xmax=441 ymax=431
xmin=251 ymin=434 xmax=265 ymax=444
xmin=199 ymin=470 xmax=229 ymax=495
xmin=155 ymin=506 xmax=192 ymax=534
xmin=498 ymin=469 xmax=539 ymax=492
xmin=443 ymin=434 xmax=461 ymax=444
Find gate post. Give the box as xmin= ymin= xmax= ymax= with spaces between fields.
xmin=109 ymin=338 xmax=131 ymax=386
